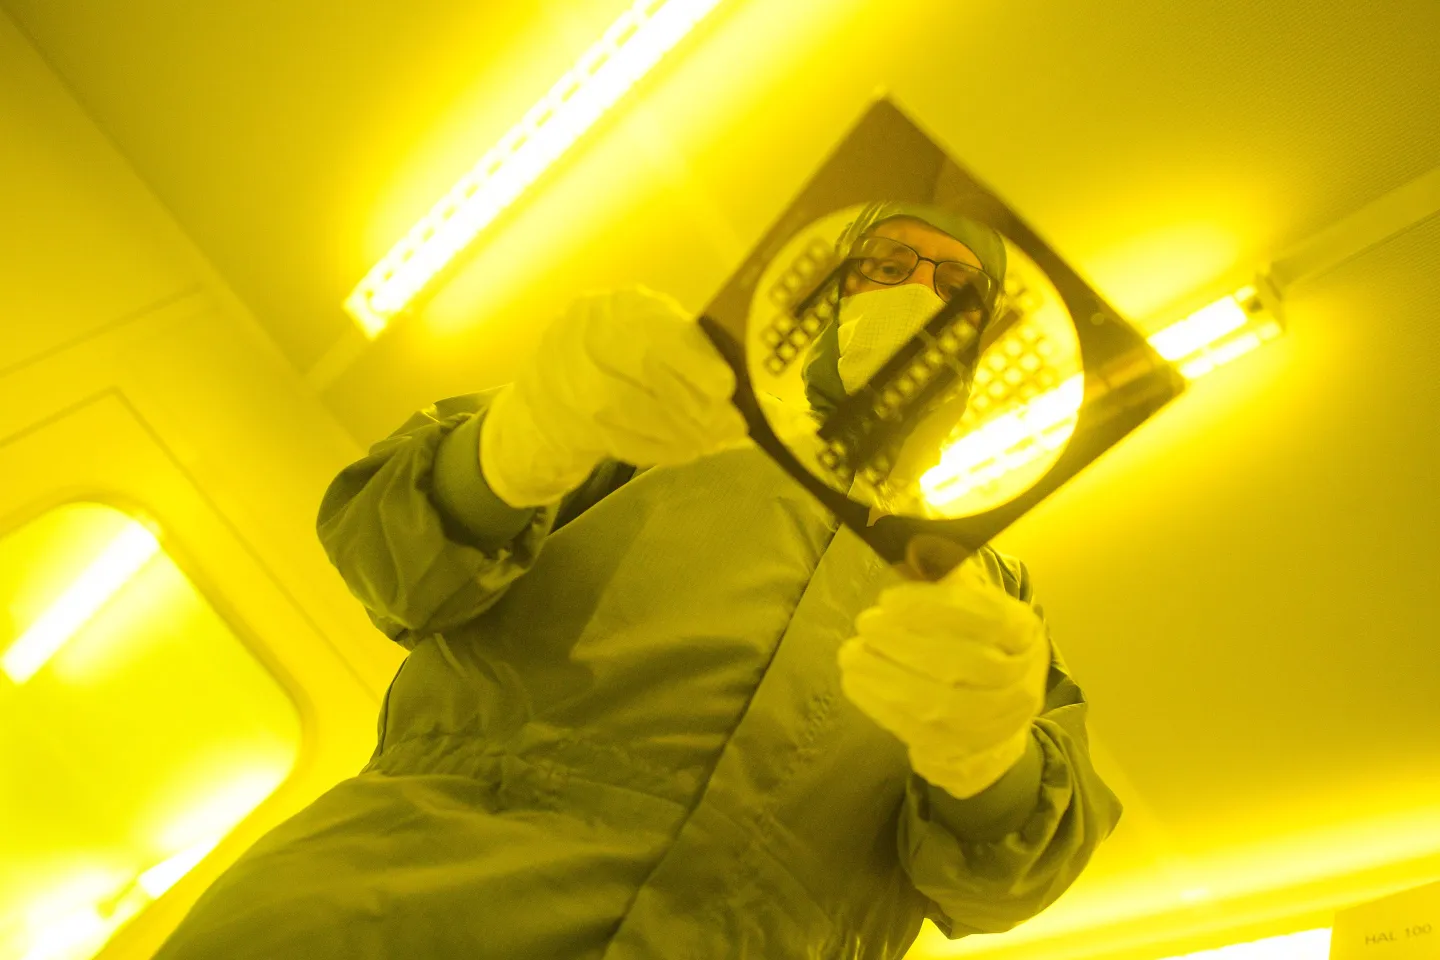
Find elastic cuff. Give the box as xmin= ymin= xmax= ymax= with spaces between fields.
xmin=431 ymin=411 xmax=538 ymax=550
xmin=923 ymin=732 xmax=1044 ymax=842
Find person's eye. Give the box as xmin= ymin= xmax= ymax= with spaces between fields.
xmin=933 ymin=279 xmax=955 ymax=297
xmin=875 ymin=260 xmax=908 ymax=280
xmin=939 ymin=271 xmax=984 ymax=304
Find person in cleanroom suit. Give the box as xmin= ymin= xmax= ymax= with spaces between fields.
xmin=152 ymin=203 xmax=1121 ymax=959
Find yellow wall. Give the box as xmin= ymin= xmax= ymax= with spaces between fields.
xmin=0 ymin=11 xmax=403 ymax=957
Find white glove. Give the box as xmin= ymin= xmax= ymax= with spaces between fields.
xmin=838 ymin=559 xmax=1050 ymax=799
xmin=480 ymin=286 xmax=750 ymax=507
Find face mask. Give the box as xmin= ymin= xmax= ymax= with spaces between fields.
xmin=836 ymin=283 xmax=947 ymax=394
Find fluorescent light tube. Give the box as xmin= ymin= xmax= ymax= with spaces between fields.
xmin=343 ymin=0 xmax=724 ymax=338
xmin=2 ymin=522 xmax=159 ymax=684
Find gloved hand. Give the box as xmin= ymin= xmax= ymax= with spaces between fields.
xmin=481 ymin=286 xmax=750 ymax=507
xmin=838 ymin=559 xmax=1050 ymax=800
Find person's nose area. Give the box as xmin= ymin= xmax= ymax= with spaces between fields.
xmin=904 ymin=259 xmax=939 ymax=296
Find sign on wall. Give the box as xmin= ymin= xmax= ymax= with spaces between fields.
xmin=1331 ymin=881 xmax=1439 ymax=960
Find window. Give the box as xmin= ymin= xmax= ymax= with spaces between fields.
xmin=1 ymin=502 xmax=300 ymax=960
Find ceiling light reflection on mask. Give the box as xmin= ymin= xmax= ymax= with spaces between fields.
xmin=917 ymin=287 xmax=1282 ymax=510
xmin=920 ymin=375 xmax=1083 ymax=505
xmin=343 ymin=0 xmax=725 ymax=338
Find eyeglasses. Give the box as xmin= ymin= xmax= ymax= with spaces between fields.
xmin=849 ymin=235 xmax=997 ymax=309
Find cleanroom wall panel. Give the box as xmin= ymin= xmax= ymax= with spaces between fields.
xmin=0 ymin=8 xmax=403 ymax=696
xmin=0 ymin=391 xmax=377 ymax=960
xmin=0 ymin=11 xmax=404 ymax=959
xmin=0 ymin=501 xmax=302 ymax=960
xmin=0 ymin=13 xmax=198 ymax=376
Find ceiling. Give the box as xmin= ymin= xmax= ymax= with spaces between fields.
xmin=4 ymin=0 xmax=1438 ymax=957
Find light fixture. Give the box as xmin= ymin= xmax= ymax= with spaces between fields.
xmin=136 ymin=839 xmax=222 ymax=899
xmin=343 ymin=0 xmax=725 ymax=338
xmin=2 ymin=521 xmax=159 ymax=684
xmin=1155 ymin=928 xmax=1332 ymax=959
xmin=19 ymin=902 xmax=121 ymax=960
xmin=17 ymin=840 xmax=221 ymax=960
xmin=1150 ymin=285 xmax=1284 ymax=381
xmin=920 ymin=285 xmax=1283 ymax=508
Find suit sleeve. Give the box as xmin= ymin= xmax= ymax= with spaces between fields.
xmin=895 ymin=553 xmax=1123 ymax=937
xmin=316 ymin=389 xmax=634 ymax=649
